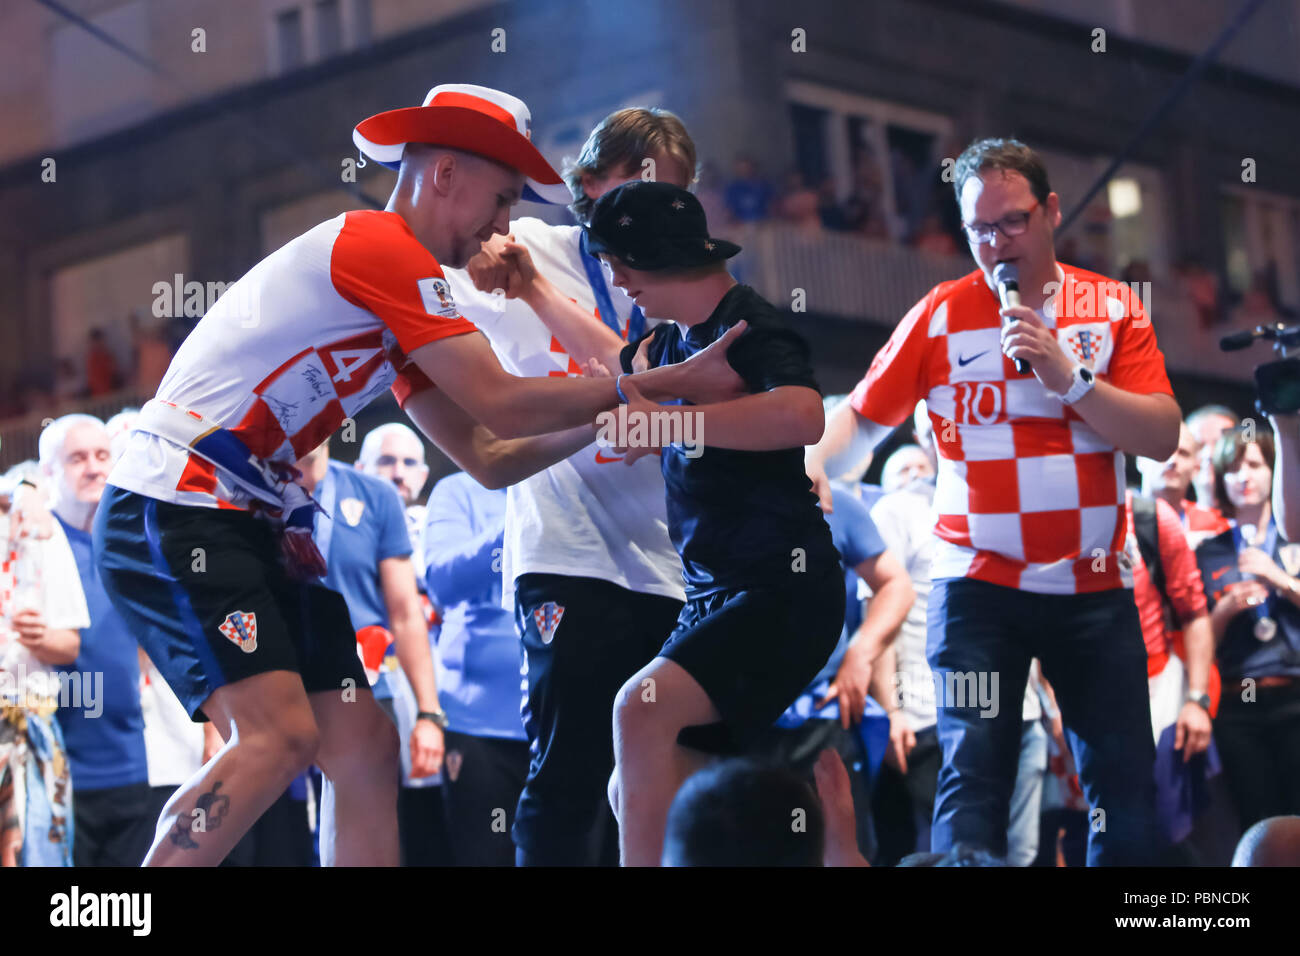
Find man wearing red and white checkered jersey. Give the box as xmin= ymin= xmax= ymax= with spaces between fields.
xmin=806 ymin=138 xmax=1181 ymax=865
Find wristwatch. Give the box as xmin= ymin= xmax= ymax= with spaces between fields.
xmin=1185 ymin=690 xmax=1211 ymax=713
xmin=1058 ymin=364 xmax=1096 ymax=405
xmin=416 ymin=709 xmax=449 ymax=730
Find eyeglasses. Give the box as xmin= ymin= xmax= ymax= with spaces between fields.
xmin=962 ymin=200 xmax=1040 ymax=245
xmin=376 ymin=455 xmax=423 ymax=468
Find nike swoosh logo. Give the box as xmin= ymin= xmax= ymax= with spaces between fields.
xmin=1211 ymin=566 xmax=1231 ymax=580
xmin=595 ymin=452 xmax=625 ymax=464
xmin=957 ymin=350 xmax=989 ymax=367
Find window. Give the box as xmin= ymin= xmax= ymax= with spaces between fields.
xmin=1031 ymin=148 xmax=1170 ymax=281
xmin=786 ymin=82 xmax=955 ymax=243
xmin=316 ymin=0 xmax=342 ymax=58
xmin=789 ymin=103 xmax=829 ymax=192
xmin=276 ymin=8 xmax=304 ymax=73
xmin=49 ymin=234 xmax=189 ymax=381
xmin=1221 ymin=187 xmax=1300 ymax=317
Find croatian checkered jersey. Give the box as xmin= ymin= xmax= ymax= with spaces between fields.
xmin=850 ymin=264 xmax=1173 ymax=594
xmin=109 ymin=210 xmax=476 ymax=508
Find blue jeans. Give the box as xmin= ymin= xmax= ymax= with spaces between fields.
xmin=928 ymin=578 xmax=1156 ymax=866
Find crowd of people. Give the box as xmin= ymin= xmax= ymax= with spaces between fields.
xmin=4 ymin=392 xmax=1297 ymax=867
xmin=695 ymin=150 xmax=963 ymax=254
xmin=2 ymin=86 xmax=1298 ymax=869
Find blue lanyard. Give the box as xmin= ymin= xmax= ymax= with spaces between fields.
xmin=1232 ymin=518 xmax=1278 ymax=613
xmin=579 ymin=230 xmax=645 ymax=342
xmin=313 ymin=467 xmax=337 ymax=574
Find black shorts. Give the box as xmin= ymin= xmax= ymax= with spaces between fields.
xmin=512 ymin=572 xmax=684 ymax=865
xmin=662 ymin=566 xmax=845 ymax=754
xmin=94 ymin=485 xmax=366 ymax=720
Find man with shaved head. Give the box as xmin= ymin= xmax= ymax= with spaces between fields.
xmin=40 ymin=414 xmax=152 ymax=866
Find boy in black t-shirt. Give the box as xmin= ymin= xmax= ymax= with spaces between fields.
xmin=569 ymin=181 xmax=845 ymax=865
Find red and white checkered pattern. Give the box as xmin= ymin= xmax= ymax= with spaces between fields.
xmin=850 ymin=264 xmax=1173 ymax=595
xmin=110 ymin=210 xmax=478 ymax=508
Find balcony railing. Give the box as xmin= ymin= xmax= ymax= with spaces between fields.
xmin=729 ymin=221 xmax=1260 ymax=386
xmin=0 ymin=389 xmax=147 ymax=472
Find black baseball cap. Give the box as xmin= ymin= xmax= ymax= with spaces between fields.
xmin=584 ymin=181 xmax=741 ymax=271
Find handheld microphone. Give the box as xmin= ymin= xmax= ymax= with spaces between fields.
xmin=993 ymin=262 xmax=1031 ymax=375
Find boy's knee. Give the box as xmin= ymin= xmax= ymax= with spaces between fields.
xmin=612 ymin=674 xmax=658 ymax=740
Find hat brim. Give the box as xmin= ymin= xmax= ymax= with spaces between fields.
xmin=522 ymin=179 xmax=575 ymax=205
xmin=353 ymin=105 xmax=564 ymax=198
xmin=584 ymin=232 xmax=742 ymax=271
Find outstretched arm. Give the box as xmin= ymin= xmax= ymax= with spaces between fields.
xmin=409 ymin=325 xmax=748 ymax=440
xmin=805 ymin=401 xmax=895 ymax=513
xmin=402 ymin=385 xmax=596 ymax=490
xmin=613 ymin=380 xmax=825 ymax=461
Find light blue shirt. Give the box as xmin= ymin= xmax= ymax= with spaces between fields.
xmin=423 ymin=473 xmax=525 ymax=740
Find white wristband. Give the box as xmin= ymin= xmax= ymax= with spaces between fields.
xmin=1059 ymin=364 xmax=1095 ymax=405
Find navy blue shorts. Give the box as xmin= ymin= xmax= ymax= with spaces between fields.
xmin=93 ymin=485 xmax=366 ymax=721
xmin=662 ymin=566 xmax=844 ymax=754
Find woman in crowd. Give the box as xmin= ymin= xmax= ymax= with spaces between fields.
xmin=1195 ymin=427 xmax=1300 ymax=833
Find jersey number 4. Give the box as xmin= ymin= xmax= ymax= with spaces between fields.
xmin=329 ymin=347 xmax=384 ymax=383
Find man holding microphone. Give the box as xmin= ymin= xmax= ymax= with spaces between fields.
xmin=806 ymin=138 xmax=1180 ymax=865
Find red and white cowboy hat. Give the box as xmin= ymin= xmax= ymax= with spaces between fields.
xmin=353 ymin=83 xmax=571 ymax=204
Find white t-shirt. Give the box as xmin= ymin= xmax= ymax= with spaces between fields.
xmin=139 ymin=654 xmax=204 ymax=787
xmin=870 ymin=490 xmax=939 ymax=730
xmin=442 ymin=217 xmax=684 ymax=607
xmin=0 ymin=515 xmax=90 ymax=703
xmin=870 ymin=488 xmax=1039 ymax=729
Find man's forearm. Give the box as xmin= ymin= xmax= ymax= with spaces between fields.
xmin=391 ymin=611 xmax=439 ymax=713
xmin=868 ymin=644 xmax=900 ymax=710
xmin=483 ymin=424 xmax=598 ymax=488
xmin=1069 ymin=385 xmax=1180 ymax=460
xmin=807 ymin=401 xmax=893 ymax=475
xmin=521 ymin=277 xmax=627 ymax=373
xmin=1182 ymin=615 xmax=1214 ymax=694
xmin=849 ymin=577 xmax=912 ymax=662
xmin=806 ymin=400 xmax=857 ymax=466
xmin=405 ymin=387 xmax=594 ymax=489
xmin=1209 ymin=598 xmax=1236 ymax=643
xmin=659 ymin=389 xmax=821 ymax=451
